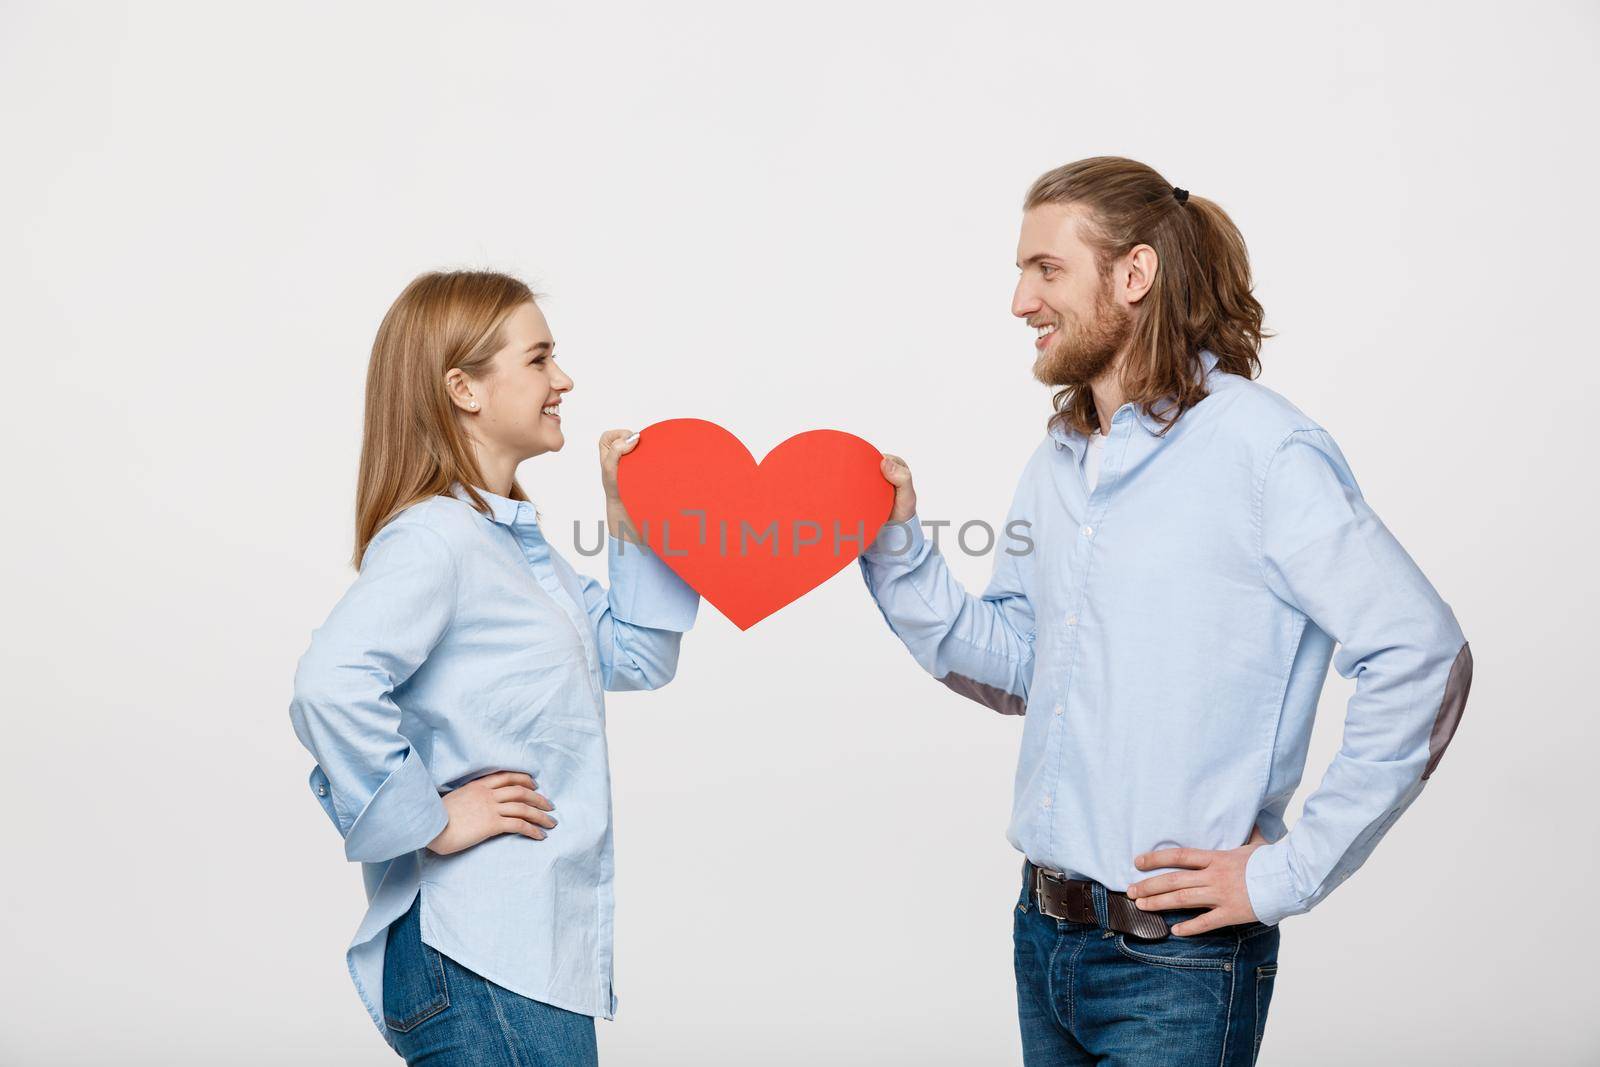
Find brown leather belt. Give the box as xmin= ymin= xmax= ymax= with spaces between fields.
xmin=1030 ymin=864 xmax=1170 ymax=941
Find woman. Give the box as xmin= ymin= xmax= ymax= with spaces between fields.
xmin=289 ymin=270 xmax=698 ymax=1065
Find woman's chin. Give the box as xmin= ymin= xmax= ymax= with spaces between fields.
xmin=521 ymin=432 xmax=564 ymax=459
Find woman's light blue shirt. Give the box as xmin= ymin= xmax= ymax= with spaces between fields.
xmin=290 ymin=483 xmax=698 ymax=1035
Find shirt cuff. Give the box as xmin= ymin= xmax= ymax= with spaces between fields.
xmin=862 ymin=514 xmax=927 ymax=567
xmin=307 ymin=765 xmax=342 ymax=832
xmin=1245 ymin=840 xmax=1307 ymax=927
xmin=607 ymin=535 xmax=700 ymax=632
xmin=341 ymin=748 xmax=450 ymax=864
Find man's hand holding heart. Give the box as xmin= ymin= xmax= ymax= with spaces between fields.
xmin=878 ymin=453 xmax=917 ymax=525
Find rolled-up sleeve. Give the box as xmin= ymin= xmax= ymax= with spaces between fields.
xmin=289 ymin=521 xmax=455 ymax=863
xmin=581 ymin=535 xmax=700 ymax=692
xmin=1245 ymin=429 xmax=1473 ymax=925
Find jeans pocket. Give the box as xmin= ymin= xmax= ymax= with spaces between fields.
xmin=383 ymin=898 xmax=450 ymax=1034
xmin=1253 ymin=963 xmax=1278 ymax=1061
xmin=1113 ymin=931 xmax=1238 ymax=971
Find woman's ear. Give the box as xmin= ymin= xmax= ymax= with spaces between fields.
xmin=444 ymin=370 xmax=480 ymax=413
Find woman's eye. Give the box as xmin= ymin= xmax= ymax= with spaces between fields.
xmin=532 ymin=356 xmax=547 ymax=366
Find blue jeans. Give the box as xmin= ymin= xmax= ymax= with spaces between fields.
xmin=1013 ymin=861 xmax=1281 ymax=1066
xmin=382 ymin=893 xmax=599 ymax=1066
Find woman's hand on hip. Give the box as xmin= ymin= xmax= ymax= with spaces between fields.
xmin=427 ymin=771 xmax=556 ymax=856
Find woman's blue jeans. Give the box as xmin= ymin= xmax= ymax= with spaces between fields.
xmin=1014 ymin=861 xmax=1281 ymax=1066
xmin=382 ymin=894 xmax=599 ymax=1066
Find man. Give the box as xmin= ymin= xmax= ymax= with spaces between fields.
xmin=859 ymin=156 xmax=1472 ymax=1065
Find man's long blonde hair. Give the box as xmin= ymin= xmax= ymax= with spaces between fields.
xmin=353 ymin=270 xmax=538 ymax=567
xmin=1026 ymin=157 xmax=1270 ymax=435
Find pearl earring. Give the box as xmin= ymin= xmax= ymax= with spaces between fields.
xmin=469 ymin=401 xmax=479 ymax=410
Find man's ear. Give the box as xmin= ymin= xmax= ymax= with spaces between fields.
xmin=1120 ymin=244 xmax=1160 ymax=306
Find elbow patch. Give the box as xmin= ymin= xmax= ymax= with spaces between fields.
xmin=1422 ymin=642 xmax=1473 ymax=780
xmin=938 ymin=672 xmax=1026 ymax=716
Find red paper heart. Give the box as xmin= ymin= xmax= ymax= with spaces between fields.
xmin=616 ymin=419 xmax=893 ymax=630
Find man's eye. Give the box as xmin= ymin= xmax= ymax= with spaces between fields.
xmin=1040 ymin=265 xmax=1057 ymax=278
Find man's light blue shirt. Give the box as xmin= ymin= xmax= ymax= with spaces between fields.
xmin=290 ymin=484 xmax=698 ymax=1035
xmin=860 ymin=352 xmax=1473 ymax=925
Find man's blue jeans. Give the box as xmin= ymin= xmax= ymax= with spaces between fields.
xmin=382 ymin=893 xmax=599 ymax=1066
xmin=1014 ymin=861 xmax=1281 ymax=1066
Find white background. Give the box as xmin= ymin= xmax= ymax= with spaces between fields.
xmin=4 ymin=2 xmax=1597 ymax=1064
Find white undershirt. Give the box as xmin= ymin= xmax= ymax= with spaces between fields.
xmin=1082 ymin=431 xmax=1107 ymax=492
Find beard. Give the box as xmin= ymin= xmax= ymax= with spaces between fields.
xmin=1031 ymin=280 xmax=1134 ymax=388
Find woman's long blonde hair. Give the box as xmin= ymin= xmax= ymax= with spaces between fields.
xmin=353 ymin=270 xmax=538 ymax=566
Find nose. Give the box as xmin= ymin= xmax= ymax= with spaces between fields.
xmin=550 ymin=359 xmax=574 ymax=393
xmin=1011 ymin=278 xmax=1039 ymax=319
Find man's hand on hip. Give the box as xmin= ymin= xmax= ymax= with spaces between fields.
xmin=1125 ymin=825 xmax=1268 ymax=936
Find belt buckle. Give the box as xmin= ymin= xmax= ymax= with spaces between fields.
xmin=1032 ymin=865 xmax=1065 ymax=910
xmin=1032 ymin=867 xmax=1088 ymax=923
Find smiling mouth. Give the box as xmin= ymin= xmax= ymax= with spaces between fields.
xmin=541 ymin=404 xmax=561 ymax=423
xmin=1033 ymin=323 xmax=1058 ymax=350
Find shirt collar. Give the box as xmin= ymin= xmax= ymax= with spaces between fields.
xmin=450 ymin=481 xmax=536 ymax=527
xmin=1047 ymin=348 xmax=1222 ymax=452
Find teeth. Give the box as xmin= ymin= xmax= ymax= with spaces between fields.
xmin=542 ymin=406 xmax=559 ymax=415
xmin=1036 ymin=325 xmax=1055 ymax=336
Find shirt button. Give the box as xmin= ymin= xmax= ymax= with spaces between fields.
xmin=1066 ymin=614 xmax=1078 ymax=626
xmin=1081 ymin=525 xmax=1094 ymax=538
xmin=1053 ymin=704 xmax=1063 ymax=716
xmin=1041 ymin=794 xmax=1053 ymax=808
xmin=316 ymin=785 xmax=327 ymax=797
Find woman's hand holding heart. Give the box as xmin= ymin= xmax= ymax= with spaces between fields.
xmin=599 ymin=429 xmax=641 ymax=542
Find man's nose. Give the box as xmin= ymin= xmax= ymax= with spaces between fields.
xmin=1011 ymin=280 xmax=1038 ymax=319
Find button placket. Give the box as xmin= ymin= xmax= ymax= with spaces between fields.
xmin=509 ymin=521 xmax=602 ymax=703
xmin=1041 ymin=423 xmax=1124 ymax=845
